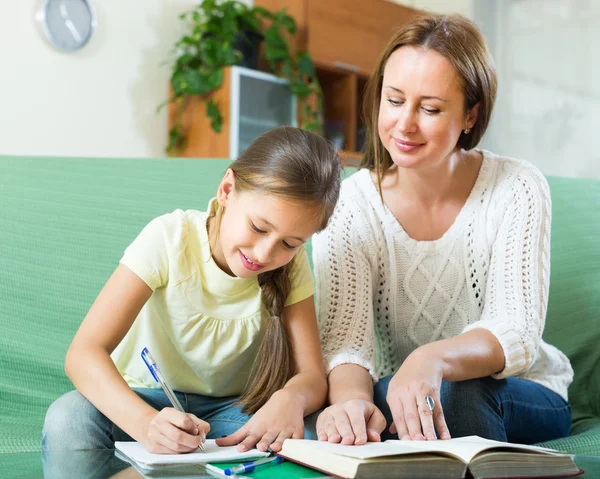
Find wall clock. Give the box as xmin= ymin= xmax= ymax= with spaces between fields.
xmin=36 ymin=0 xmax=97 ymax=52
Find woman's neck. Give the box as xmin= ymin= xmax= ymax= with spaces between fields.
xmin=382 ymin=149 xmax=483 ymax=208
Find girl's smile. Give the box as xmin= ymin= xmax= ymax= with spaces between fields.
xmin=240 ymin=251 xmax=265 ymax=272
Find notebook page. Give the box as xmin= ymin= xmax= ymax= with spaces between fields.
xmin=115 ymin=440 xmax=269 ymax=469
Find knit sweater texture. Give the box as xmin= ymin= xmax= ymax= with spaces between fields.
xmin=313 ymin=151 xmax=573 ymax=401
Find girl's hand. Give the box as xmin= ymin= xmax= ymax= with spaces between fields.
xmin=316 ymin=399 xmax=386 ymax=445
xmin=142 ymin=408 xmax=210 ymax=454
xmin=216 ymin=390 xmax=305 ymax=453
xmin=387 ymin=350 xmax=451 ymax=441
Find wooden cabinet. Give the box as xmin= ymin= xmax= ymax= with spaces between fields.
xmin=257 ymin=0 xmax=418 ymax=165
xmin=306 ymin=0 xmax=416 ymax=76
xmin=171 ymin=0 xmax=419 ymax=165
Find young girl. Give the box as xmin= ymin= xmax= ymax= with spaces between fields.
xmin=42 ymin=126 xmax=341 ymax=455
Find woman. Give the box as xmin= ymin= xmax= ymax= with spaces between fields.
xmin=313 ymin=14 xmax=573 ymax=445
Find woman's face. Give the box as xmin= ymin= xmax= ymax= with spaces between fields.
xmin=378 ymin=46 xmax=478 ymax=170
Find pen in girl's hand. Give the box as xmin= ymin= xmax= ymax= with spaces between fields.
xmin=141 ymin=347 xmax=206 ymax=452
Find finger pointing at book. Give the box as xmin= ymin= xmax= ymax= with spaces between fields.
xmin=387 ymin=349 xmax=451 ymax=441
xmin=316 ymin=399 xmax=387 ymax=445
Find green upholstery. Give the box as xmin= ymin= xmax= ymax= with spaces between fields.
xmin=1 ymin=156 xmax=599 ymax=457
xmin=537 ymin=177 xmax=600 ymax=455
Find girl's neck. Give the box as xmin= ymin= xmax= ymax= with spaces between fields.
xmin=206 ymin=215 xmax=235 ymax=277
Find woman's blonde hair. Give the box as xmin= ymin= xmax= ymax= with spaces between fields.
xmin=209 ymin=126 xmax=341 ymax=413
xmin=361 ymin=13 xmax=498 ymax=189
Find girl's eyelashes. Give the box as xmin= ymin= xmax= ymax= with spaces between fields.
xmin=251 ymin=222 xmax=299 ymax=250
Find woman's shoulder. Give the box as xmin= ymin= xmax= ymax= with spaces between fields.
xmin=341 ymin=168 xmax=375 ymax=196
xmin=481 ymin=150 xmax=549 ymax=197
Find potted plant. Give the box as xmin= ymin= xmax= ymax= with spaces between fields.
xmin=165 ymin=0 xmax=323 ymax=153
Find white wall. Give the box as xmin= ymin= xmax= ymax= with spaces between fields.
xmin=0 ymin=0 xmax=204 ymax=158
xmin=476 ymin=0 xmax=600 ymax=178
xmin=0 ymin=0 xmax=469 ymax=159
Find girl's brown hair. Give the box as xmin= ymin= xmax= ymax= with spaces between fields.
xmin=209 ymin=126 xmax=341 ymax=413
xmin=361 ymin=13 xmax=498 ymax=189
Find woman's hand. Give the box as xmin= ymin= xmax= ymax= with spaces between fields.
xmin=141 ymin=408 xmax=209 ymax=454
xmin=316 ymin=399 xmax=386 ymax=445
xmin=216 ymin=389 xmax=305 ymax=453
xmin=387 ymin=349 xmax=451 ymax=441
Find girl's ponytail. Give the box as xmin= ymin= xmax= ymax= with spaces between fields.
xmin=239 ymin=265 xmax=293 ymax=413
xmin=211 ymin=126 xmax=341 ymax=413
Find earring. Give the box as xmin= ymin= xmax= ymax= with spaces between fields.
xmin=464 ymin=128 xmax=471 ymax=134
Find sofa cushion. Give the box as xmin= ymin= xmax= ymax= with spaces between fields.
xmin=543 ymin=177 xmax=600 ymax=434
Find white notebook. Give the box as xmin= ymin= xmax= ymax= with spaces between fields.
xmin=115 ymin=440 xmax=270 ymax=469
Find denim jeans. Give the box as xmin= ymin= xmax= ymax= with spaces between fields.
xmin=42 ymin=388 xmax=255 ymax=451
xmin=373 ymin=376 xmax=572 ymax=444
xmin=42 ymin=388 xmax=318 ymax=478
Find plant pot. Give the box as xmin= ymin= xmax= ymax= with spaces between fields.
xmin=233 ymin=31 xmax=264 ymax=69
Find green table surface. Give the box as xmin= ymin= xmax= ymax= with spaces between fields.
xmin=1 ymin=450 xmax=598 ymax=479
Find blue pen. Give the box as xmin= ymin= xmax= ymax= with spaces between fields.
xmin=141 ymin=347 xmax=205 ymax=452
xmin=223 ymin=456 xmax=283 ymax=476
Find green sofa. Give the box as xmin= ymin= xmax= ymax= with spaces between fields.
xmin=1 ymin=156 xmax=599 ymax=460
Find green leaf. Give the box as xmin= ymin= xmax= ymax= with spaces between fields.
xmin=296 ymin=52 xmax=316 ymax=78
xmin=167 ymin=125 xmax=185 ymax=153
xmin=281 ymin=59 xmax=294 ymax=78
xmin=252 ymin=6 xmax=272 ymax=19
xmin=290 ymin=78 xmax=312 ymax=97
xmin=171 ymin=69 xmax=218 ymax=96
xmin=278 ymin=14 xmax=296 ymax=34
xmin=206 ymin=99 xmax=223 ymax=133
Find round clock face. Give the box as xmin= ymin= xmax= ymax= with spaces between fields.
xmin=37 ymin=0 xmax=96 ymax=52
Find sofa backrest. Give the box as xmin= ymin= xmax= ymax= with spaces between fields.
xmin=0 ymin=156 xmax=230 ymax=453
xmin=544 ymin=177 xmax=600 ymax=433
xmin=1 ymin=156 xmax=598 ymax=453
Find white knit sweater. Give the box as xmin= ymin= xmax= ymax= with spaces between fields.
xmin=313 ymin=151 xmax=573 ymax=401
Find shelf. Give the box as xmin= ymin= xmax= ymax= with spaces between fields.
xmin=339 ymin=150 xmax=363 ymax=167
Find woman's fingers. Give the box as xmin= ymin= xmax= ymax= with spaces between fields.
xmin=365 ymin=406 xmax=386 ymax=442
xmin=417 ymin=398 xmax=436 ymax=440
xmin=387 ymin=395 xmax=410 ymax=440
xmin=345 ymin=404 xmax=369 ymax=445
xmin=316 ymin=401 xmax=381 ymax=444
xmin=402 ymin=397 xmax=425 ymax=440
xmin=432 ymin=399 xmax=451 ymax=440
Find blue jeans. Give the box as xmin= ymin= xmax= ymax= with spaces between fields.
xmin=373 ymin=376 xmax=571 ymax=444
xmin=42 ymin=388 xmax=318 ymax=478
xmin=42 ymin=388 xmax=318 ymax=450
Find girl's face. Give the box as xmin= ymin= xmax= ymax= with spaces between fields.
xmin=212 ymin=170 xmax=322 ymax=278
xmin=378 ymin=46 xmax=478 ymax=170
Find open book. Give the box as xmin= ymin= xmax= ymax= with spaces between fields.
xmin=278 ymin=436 xmax=583 ymax=479
xmin=114 ymin=440 xmax=269 ymax=470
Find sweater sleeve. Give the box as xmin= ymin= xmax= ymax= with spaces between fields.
xmin=312 ymin=191 xmax=379 ymax=381
xmin=463 ymin=166 xmax=552 ymax=378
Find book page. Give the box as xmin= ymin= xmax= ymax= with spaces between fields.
xmin=282 ymin=440 xmax=444 ymax=460
xmin=282 ymin=436 xmax=560 ymax=464
xmin=115 ymin=440 xmax=269 ymax=469
xmin=386 ymin=436 xmax=560 ymax=463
